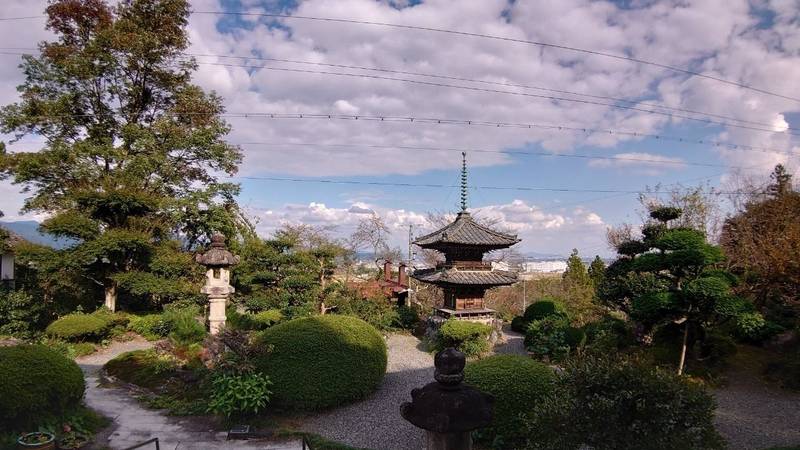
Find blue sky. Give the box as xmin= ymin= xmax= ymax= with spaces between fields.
xmin=1 ymin=0 xmax=799 ymax=257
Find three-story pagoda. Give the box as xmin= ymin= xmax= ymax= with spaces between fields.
xmin=412 ymin=153 xmax=520 ymax=323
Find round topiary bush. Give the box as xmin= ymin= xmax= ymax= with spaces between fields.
xmin=523 ymin=299 xmax=568 ymax=322
xmin=0 ymin=344 xmax=85 ymax=430
xmin=254 ymin=315 xmax=387 ymax=410
xmin=46 ymin=313 xmax=111 ymax=342
xmin=434 ymin=319 xmax=493 ymax=357
xmin=464 ymin=355 xmax=556 ymax=448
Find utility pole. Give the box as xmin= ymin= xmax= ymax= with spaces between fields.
xmin=407 ymin=224 xmax=414 ymax=307
xmin=522 ymin=257 xmax=527 ymax=312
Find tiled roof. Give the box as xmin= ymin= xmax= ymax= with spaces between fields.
xmin=413 ymin=211 xmax=519 ymax=248
xmin=412 ymin=267 xmax=518 ymax=286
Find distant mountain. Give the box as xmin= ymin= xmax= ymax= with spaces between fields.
xmin=0 ymin=220 xmax=71 ymax=248
xmin=521 ymin=251 xmax=567 ymax=260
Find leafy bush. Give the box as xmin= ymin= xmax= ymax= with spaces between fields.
xmin=582 ymin=315 xmax=633 ymax=353
xmin=162 ymin=308 xmax=205 ymax=346
xmin=227 ymin=307 xmax=284 ymax=331
xmin=46 ymin=313 xmax=111 ymax=342
xmin=523 ymin=299 xmax=567 ymax=321
xmin=207 ymin=372 xmax=272 ymax=417
xmin=0 ymin=289 xmax=47 ymax=339
xmin=104 ymin=349 xmax=179 ymax=389
xmin=328 ymin=292 xmax=400 ymax=331
xmin=393 ymin=305 xmax=420 ymax=330
xmin=254 ymin=315 xmax=387 ymax=410
xmin=510 ymin=316 xmax=529 ymax=333
xmin=0 ymin=345 xmax=85 ymax=431
xmin=127 ymin=313 xmax=171 ymax=340
xmin=434 ymin=320 xmax=493 ymax=357
xmin=464 ymin=355 xmax=556 ymax=449
xmin=735 ymin=312 xmax=783 ymax=343
xmin=521 ymin=357 xmax=725 ymax=450
xmin=524 ymin=315 xmax=571 ymax=360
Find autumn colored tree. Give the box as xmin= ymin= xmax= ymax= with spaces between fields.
xmin=721 ymin=165 xmax=800 ymax=325
xmin=599 ymin=207 xmax=751 ymax=374
xmin=0 ymin=0 xmax=242 ymax=311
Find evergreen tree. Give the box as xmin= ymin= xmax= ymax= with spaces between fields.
xmin=599 ymin=207 xmax=750 ymax=375
xmin=767 ymin=164 xmax=793 ymax=198
xmin=588 ymin=255 xmax=606 ymax=287
xmin=563 ymin=248 xmax=590 ymax=287
xmin=0 ymin=0 xmax=242 ymax=311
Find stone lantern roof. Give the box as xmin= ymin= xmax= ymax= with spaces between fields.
xmin=195 ymin=233 xmax=240 ymax=267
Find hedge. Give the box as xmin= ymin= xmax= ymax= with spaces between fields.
xmin=464 ymin=355 xmax=556 ymax=449
xmin=0 ymin=345 xmax=86 ymax=430
xmin=254 ymin=315 xmax=387 ymax=410
xmin=46 ymin=313 xmax=112 ymax=342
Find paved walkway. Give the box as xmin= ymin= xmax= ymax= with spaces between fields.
xmin=77 ymin=339 xmax=301 ymax=450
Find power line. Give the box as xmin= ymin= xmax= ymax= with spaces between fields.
xmin=10 ymin=111 xmax=800 ymax=158
xmin=191 ymin=10 xmax=800 ymax=104
xmin=0 ymin=16 xmax=43 ymax=21
xmin=234 ymin=141 xmax=767 ymax=171
xmin=232 ymin=175 xmax=763 ymax=196
xmin=194 ymin=61 xmax=799 ymax=137
xmin=2 ymin=48 xmax=791 ymax=133
xmin=187 ymin=52 xmax=792 ymax=132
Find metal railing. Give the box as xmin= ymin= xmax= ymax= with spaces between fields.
xmin=122 ymin=437 xmax=160 ymax=450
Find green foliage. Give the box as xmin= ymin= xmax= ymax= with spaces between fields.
xmin=521 ymin=357 xmax=725 ymax=450
xmin=207 ymin=372 xmax=272 ymax=418
xmin=104 ymin=349 xmax=179 ymax=389
xmin=588 ymin=255 xmax=606 ymax=287
xmin=433 ymin=320 xmax=493 ymax=357
xmin=46 ymin=313 xmax=111 ymax=342
xmin=162 ymin=308 xmax=205 ymax=346
xmin=227 ymin=307 xmax=284 ymax=331
xmin=328 ymin=290 xmax=400 ymax=331
xmin=524 ymin=315 xmax=571 ymax=360
xmin=582 ymin=316 xmax=633 ymax=354
xmin=127 ymin=313 xmax=171 ymax=340
xmin=0 ymin=0 xmax=245 ymax=312
xmin=394 ymin=305 xmax=420 ymax=330
xmin=0 ymin=289 xmax=47 ymax=338
xmin=510 ymin=316 xmax=529 ymax=333
xmin=523 ymin=299 xmax=567 ymax=322
xmin=734 ymin=312 xmax=783 ymax=343
xmin=0 ymin=345 xmax=85 ymax=431
xmin=650 ymin=206 xmax=683 ymax=223
xmin=563 ymin=248 xmax=590 ymax=287
xmin=254 ymin=315 xmax=387 ymax=410
xmin=464 ymin=355 xmax=556 ymax=449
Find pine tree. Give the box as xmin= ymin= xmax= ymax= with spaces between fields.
xmin=768 ymin=164 xmax=793 ymax=198
xmin=588 ymin=255 xmax=606 ymax=287
xmin=563 ymin=248 xmax=590 ymax=287
xmin=0 ymin=0 xmax=242 ymax=311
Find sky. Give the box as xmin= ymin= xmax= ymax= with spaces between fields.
xmin=1 ymin=0 xmax=799 ymax=258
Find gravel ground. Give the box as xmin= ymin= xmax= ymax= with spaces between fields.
xmin=302 ymin=334 xmax=434 ymax=450
xmin=714 ymin=362 xmax=800 ymax=450
xmin=493 ymin=326 xmax=527 ymax=356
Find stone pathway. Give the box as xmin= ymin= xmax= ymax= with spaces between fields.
xmin=493 ymin=326 xmax=526 ymax=355
xmin=77 ymin=338 xmax=301 ymax=450
xmin=302 ymin=334 xmax=433 ymax=450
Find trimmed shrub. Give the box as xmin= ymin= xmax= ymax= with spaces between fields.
xmin=510 ymin=316 xmax=529 ymax=333
xmin=393 ymin=305 xmax=420 ymax=330
xmin=254 ymin=315 xmax=387 ymax=410
xmin=434 ymin=320 xmax=493 ymax=357
xmin=735 ymin=312 xmax=783 ymax=343
xmin=523 ymin=299 xmax=567 ymax=322
xmin=523 ymin=357 xmax=726 ymax=450
xmin=0 ymin=345 xmax=85 ymax=430
xmin=104 ymin=349 xmax=179 ymax=389
xmin=465 ymin=355 xmax=556 ymax=449
xmin=524 ymin=315 xmax=571 ymax=360
xmin=228 ymin=308 xmax=284 ymax=331
xmin=46 ymin=313 xmax=111 ymax=342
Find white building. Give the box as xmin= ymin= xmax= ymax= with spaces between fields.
xmin=522 ymin=260 xmax=568 ymax=274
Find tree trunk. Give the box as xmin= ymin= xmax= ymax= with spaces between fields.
xmin=104 ymin=282 xmax=117 ymax=312
xmin=677 ymin=321 xmax=689 ymax=375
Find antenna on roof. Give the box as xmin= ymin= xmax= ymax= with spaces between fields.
xmin=460 ymin=152 xmax=468 ymax=211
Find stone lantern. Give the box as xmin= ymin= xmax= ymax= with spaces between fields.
xmin=195 ymin=233 xmax=240 ymax=335
xmin=401 ymin=348 xmax=494 ymax=450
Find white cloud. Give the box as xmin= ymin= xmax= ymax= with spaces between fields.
xmin=588 ymin=151 xmax=686 ymax=174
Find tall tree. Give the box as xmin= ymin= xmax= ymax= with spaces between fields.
xmin=0 ymin=0 xmax=242 ymax=311
xmin=599 ymin=207 xmax=749 ymax=375
xmin=563 ymin=249 xmax=590 ymax=287
xmin=588 ymin=255 xmax=606 ymax=287
xmin=721 ymin=165 xmax=800 ymax=324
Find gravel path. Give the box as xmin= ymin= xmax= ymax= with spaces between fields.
xmin=78 ymin=338 xmax=301 ymax=450
xmin=303 ymin=334 xmax=434 ymax=450
xmin=714 ymin=361 xmax=800 ymax=450
xmin=493 ymin=326 xmax=527 ymax=355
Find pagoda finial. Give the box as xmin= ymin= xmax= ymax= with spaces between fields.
xmin=460 ymin=152 xmax=468 ymax=211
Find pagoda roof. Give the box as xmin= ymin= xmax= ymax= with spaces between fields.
xmin=412 ymin=267 xmax=518 ymax=286
xmin=414 ymin=211 xmax=519 ymax=249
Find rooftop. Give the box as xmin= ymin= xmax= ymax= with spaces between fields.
xmin=413 ymin=211 xmax=520 ymax=249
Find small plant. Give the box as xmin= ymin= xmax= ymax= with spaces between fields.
xmin=207 ymin=372 xmax=272 ymax=417
xmin=163 ymin=308 xmax=205 ymax=346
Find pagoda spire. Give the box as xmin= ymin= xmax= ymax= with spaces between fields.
xmin=460 ymin=152 xmax=468 ymax=211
